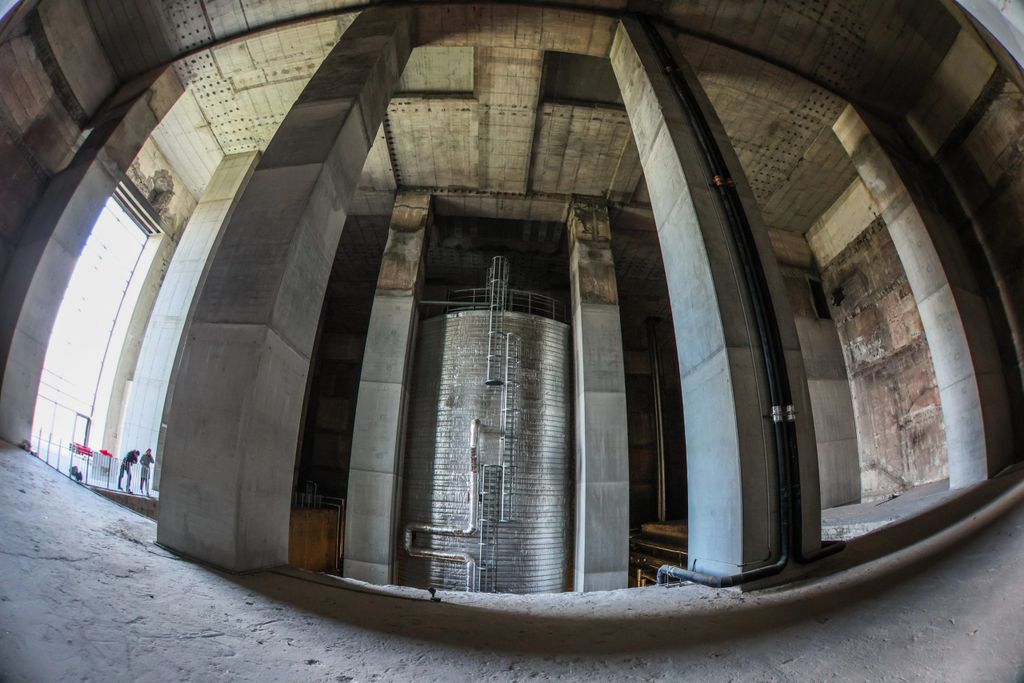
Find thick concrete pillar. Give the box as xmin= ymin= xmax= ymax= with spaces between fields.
xmin=611 ymin=18 xmax=822 ymax=575
xmin=834 ymin=106 xmax=1012 ymax=488
xmin=343 ymin=191 xmax=431 ymax=584
xmin=116 ymin=153 xmax=259 ymax=489
xmin=157 ymin=8 xmax=413 ymax=572
xmin=0 ymin=68 xmax=183 ymax=446
xmin=568 ymin=198 xmax=629 ymax=592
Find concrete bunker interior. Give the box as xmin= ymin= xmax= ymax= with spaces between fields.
xmin=2 ymin=0 xmax=1023 ymax=637
xmin=279 ymin=32 xmax=984 ymax=592
xmin=297 ymin=193 xmax=689 ymax=592
xmin=291 ymin=48 xmax=695 ymax=592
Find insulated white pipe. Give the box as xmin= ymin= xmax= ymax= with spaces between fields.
xmin=404 ymin=418 xmax=482 ymax=590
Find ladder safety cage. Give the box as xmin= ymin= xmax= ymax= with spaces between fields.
xmin=485 ymin=256 xmax=510 ymax=386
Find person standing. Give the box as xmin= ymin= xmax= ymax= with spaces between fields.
xmin=139 ymin=449 xmax=155 ymax=497
xmin=118 ymin=450 xmax=139 ymax=493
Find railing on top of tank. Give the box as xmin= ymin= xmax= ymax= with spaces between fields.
xmin=420 ymin=288 xmax=566 ymax=323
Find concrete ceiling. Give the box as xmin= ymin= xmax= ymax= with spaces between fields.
xmin=83 ymin=1 xmax=962 ymax=237
xmin=679 ymin=38 xmax=859 ymax=233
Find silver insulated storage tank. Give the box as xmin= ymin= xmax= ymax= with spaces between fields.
xmin=397 ymin=281 xmax=572 ymax=593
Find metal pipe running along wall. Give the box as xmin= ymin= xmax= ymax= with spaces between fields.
xmin=632 ymin=16 xmax=844 ymax=589
xmin=403 ymin=418 xmax=481 ymax=591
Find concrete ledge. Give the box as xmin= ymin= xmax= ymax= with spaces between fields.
xmin=87 ymin=486 xmax=158 ymax=519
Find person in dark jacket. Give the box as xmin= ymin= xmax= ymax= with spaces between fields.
xmin=118 ymin=450 xmax=139 ymax=493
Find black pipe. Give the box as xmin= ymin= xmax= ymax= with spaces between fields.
xmin=637 ymin=16 xmax=843 ymax=588
xmin=657 ymin=558 xmax=786 ymax=588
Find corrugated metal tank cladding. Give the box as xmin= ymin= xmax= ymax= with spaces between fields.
xmin=397 ymin=310 xmax=573 ymax=593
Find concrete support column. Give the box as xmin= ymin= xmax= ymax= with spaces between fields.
xmin=834 ymin=106 xmax=1012 ymax=488
xmin=117 ymin=152 xmax=259 ymax=490
xmin=0 ymin=68 xmax=183 ymax=446
xmin=611 ymin=18 xmax=822 ymax=574
xmin=568 ymin=197 xmax=629 ymax=592
xmin=157 ymin=8 xmax=413 ymax=572
xmin=100 ymin=233 xmax=176 ymax=458
xmin=344 ymin=191 xmax=432 ymax=585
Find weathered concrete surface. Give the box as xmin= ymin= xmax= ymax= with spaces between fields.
xmin=4 ymin=442 xmax=1024 ymax=681
xmin=835 ymin=105 xmax=1012 ymax=489
xmin=344 ymin=191 xmax=431 ymax=585
xmin=89 ymin=485 xmax=158 ymax=520
xmin=821 ymin=480 xmax=955 ymax=541
xmin=821 ymin=219 xmax=948 ymax=502
xmin=0 ymin=5 xmax=117 ymax=283
xmin=909 ymin=30 xmax=1024 ymax=460
xmin=157 ymin=8 xmax=414 ymax=573
xmin=117 ymin=152 xmax=258 ymax=490
xmin=611 ymin=18 xmax=822 ymax=574
xmin=0 ymin=67 xmax=183 ymax=447
xmin=568 ymin=197 xmax=628 ymax=592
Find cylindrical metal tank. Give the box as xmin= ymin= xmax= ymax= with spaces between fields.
xmin=397 ymin=310 xmax=572 ymax=593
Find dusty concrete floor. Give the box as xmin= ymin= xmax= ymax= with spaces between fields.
xmin=821 ymin=480 xmax=957 ymax=540
xmin=2 ymin=444 xmax=1023 ymax=682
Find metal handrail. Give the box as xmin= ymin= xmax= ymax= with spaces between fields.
xmin=423 ymin=287 xmax=565 ymax=322
xmin=29 ymin=431 xmax=136 ymax=494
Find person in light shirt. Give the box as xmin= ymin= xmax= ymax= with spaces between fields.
xmin=139 ymin=449 xmax=155 ymax=497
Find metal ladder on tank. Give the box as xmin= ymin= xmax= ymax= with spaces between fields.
xmin=500 ymin=333 xmax=521 ymax=522
xmin=477 ymin=256 xmax=528 ymax=592
xmin=485 ymin=256 xmax=509 ymax=386
xmin=477 ymin=463 xmax=501 ymax=593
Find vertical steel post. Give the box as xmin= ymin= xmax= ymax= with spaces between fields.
xmin=646 ymin=318 xmax=666 ymax=522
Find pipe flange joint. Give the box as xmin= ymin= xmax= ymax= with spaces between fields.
xmin=770 ymin=404 xmax=797 ymax=423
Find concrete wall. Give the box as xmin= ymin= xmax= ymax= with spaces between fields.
xmin=808 ymin=181 xmax=947 ymax=502
xmin=837 ymin=104 xmax=1012 ymax=489
xmin=125 ymin=140 xmax=198 ymax=238
xmin=805 ymin=24 xmax=1023 ymax=498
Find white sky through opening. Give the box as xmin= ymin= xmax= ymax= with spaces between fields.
xmin=33 ymin=197 xmax=156 ymax=450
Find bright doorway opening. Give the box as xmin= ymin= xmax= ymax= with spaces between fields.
xmin=32 ymin=195 xmax=158 ymax=470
